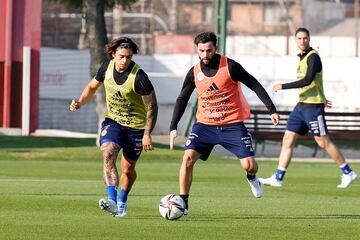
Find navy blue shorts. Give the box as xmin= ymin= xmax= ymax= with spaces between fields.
xmin=286 ymin=105 xmax=328 ymax=136
xmin=99 ymin=118 xmax=144 ymax=161
xmin=184 ymin=122 xmax=255 ymax=160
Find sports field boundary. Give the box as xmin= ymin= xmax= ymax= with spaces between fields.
xmin=1 ymin=129 xmax=359 ymax=162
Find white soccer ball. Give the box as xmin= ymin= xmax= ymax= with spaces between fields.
xmin=159 ymin=194 xmax=186 ymax=220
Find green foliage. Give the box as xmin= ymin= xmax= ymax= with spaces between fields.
xmin=0 ymin=139 xmax=359 ymax=239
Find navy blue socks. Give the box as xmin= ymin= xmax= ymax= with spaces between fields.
xmin=275 ymin=167 xmax=286 ymax=181
xmin=118 ymin=188 xmax=130 ymax=203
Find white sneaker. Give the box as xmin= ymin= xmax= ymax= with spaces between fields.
xmin=337 ymin=171 xmax=358 ymax=188
xmin=259 ymin=174 xmax=283 ymax=187
xmin=247 ymin=176 xmax=263 ymax=198
xmin=114 ymin=201 xmax=127 ymax=217
xmin=98 ymin=198 xmax=118 ymax=215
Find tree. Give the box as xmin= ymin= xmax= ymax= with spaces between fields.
xmin=50 ymin=0 xmax=137 ymax=142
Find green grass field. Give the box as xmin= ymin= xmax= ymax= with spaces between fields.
xmin=0 ymin=136 xmax=359 ymax=240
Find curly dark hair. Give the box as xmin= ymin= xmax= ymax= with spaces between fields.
xmin=194 ymin=32 xmax=217 ymax=46
xmin=105 ymin=37 xmax=139 ymax=59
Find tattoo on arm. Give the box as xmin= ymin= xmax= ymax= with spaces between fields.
xmin=142 ymin=91 xmax=158 ymax=135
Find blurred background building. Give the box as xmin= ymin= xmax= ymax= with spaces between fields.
xmin=36 ymin=0 xmax=360 ymax=134
xmin=42 ymin=0 xmax=359 ymax=54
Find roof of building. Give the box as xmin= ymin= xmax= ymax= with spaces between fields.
xmin=319 ymin=18 xmax=360 ymax=36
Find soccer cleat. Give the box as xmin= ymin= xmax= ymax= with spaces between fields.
xmin=259 ymin=174 xmax=283 ymax=187
xmin=183 ymin=208 xmax=189 ymax=216
xmin=247 ymin=176 xmax=263 ymax=198
xmin=337 ymin=171 xmax=358 ymax=188
xmin=114 ymin=201 xmax=127 ymax=217
xmin=98 ymin=198 xmax=118 ymax=215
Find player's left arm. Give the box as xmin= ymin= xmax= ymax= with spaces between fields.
xmin=228 ymin=59 xmax=279 ymax=125
xmin=142 ymin=91 xmax=158 ymax=135
xmin=249 ymin=81 xmax=280 ymax=125
xmin=136 ymin=70 xmax=158 ymax=151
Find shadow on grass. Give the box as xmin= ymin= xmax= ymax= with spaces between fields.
xmin=0 ymin=136 xmax=183 ymax=150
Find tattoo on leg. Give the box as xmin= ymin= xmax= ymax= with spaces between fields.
xmin=101 ymin=142 xmax=121 ymax=185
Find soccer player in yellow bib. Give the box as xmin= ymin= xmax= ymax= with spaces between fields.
xmin=70 ymin=37 xmax=158 ymax=217
xmin=260 ymin=28 xmax=357 ymax=188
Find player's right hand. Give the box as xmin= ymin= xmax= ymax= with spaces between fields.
xmin=70 ymin=100 xmax=81 ymax=112
xmin=272 ymin=83 xmax=282 ymax=92
xmin=169 ymin=130 xmax=177 ymax=150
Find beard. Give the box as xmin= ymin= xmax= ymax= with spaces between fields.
xmin=200 ymin=58 xmax=211 ymax=65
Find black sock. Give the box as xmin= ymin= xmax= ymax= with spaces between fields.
xmin=180 ymin=194 xmax=189 ymax=210
xmin=247 ymin=173 xmax=256 ymax=180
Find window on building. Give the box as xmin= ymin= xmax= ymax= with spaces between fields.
xmin=203 ymin=4 xmax=212 ymax=23
xmin=264 ymin=5 xmax=282 ymax=25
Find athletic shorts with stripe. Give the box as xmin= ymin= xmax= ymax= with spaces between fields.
xmin=184 ymin=122 xmax=255 ymax=160
xmin=286 ymin=105 xmax=328 ymax=136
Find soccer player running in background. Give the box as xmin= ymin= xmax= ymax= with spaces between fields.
xmin=70 ymin=37 xmax=158 ymax=217
xmin=260 ymin=27 xmax=357 ymax=188
xmin=169 ymin=32 xmax=280 ymax=214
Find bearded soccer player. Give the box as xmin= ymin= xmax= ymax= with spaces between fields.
xmin=169 ymin=32 xmax=280 ymax=214
xmin=70 ymin=37 xmax=158 ymax=217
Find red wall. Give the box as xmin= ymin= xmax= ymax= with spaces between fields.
xmin=0 ymin=63 xmax=3 ymax=123
xmin=0 ymin=0 xmax=42 ymax=132
xmin=0 ymin=1 xmax=5 ymax=61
